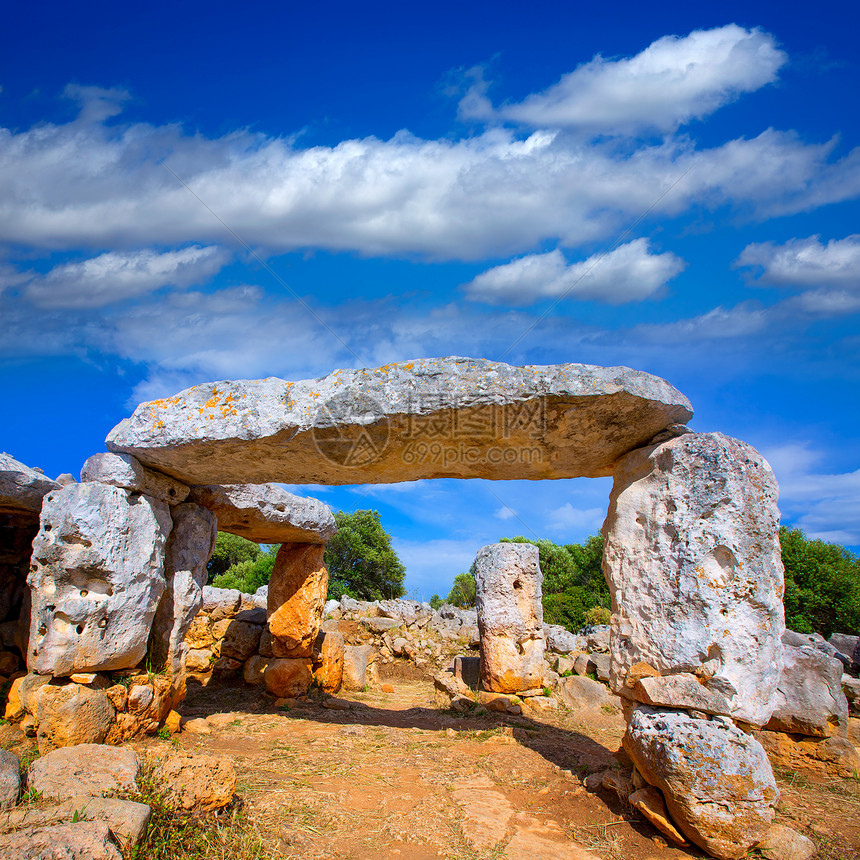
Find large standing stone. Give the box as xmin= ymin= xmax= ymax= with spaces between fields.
xmin=603 ymin=432 xmax=785 ymax=727
xmin=151 ymin=503 xmax=217 ymax=682
xmin=624 ymin=706 xmax=778 ymax=860
xmin=28 ymin=483 xmax=172 ymax=676
xmin=312 ymin=629 xmax=344 ymax=693
xmin=267 ymin=543 xmax=328 ymax=658
xmin=105 ymin=358 xmax=693 ymax=485
xmin=474 ymin=542 xmax=545 ymax=694
xmin=765 ymin=640 xmax=849 ymax=737
xmin=188 ymin=483 xmax=336 ymax=543
xmin=80 ymin=452 xmax=189 ymax=506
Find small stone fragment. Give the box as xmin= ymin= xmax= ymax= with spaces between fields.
xmin=756 ymin=824 xmax=816 ymax=860
xmin=629 ymin=785 xmax=688 ymax=846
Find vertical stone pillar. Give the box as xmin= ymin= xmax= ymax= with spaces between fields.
xmin=151 ymin=502 xmax=217 ymax=694
xmin=603 ymin=430 xmax=784 ymax=859
xmin=474 ymin=542 xmax=545 ymax=693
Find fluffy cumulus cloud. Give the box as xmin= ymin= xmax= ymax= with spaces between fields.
xmin=22 ymin=245 xmax=229 ymax=308
xmin=460 ymin=25 xmax=786 ymax=134
xmin=0 ymin=107 xmax=858 ymax=262
xmin=463 ymin=239 xmax=685 ymax=305
xmin=737 ymin=234 xmax=860 ymax=287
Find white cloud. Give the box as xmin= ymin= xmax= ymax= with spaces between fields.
xmin=0 ymin=104 xmax=857 ymax=262
xmin=22 ymin=245 xmax=229 ymax=308
xmin=63 ymin=84 xmax=132 ymax=123
xmin=546 ymin=503 xmax=606 ymax=532
xmin=461 ymin=25 xmax=786 ymax=134
xmin=463 ymin=239 xmax=685 ymax=305
xmin=495 ymin=505 xmax=516 ymax=520
xmin=737 ymin=234 xmax=860 ymax=288
xmin=763 ymin=442 xmax=860 ymax=545
xmin=634 ymin=301 xmax=771 ymax=341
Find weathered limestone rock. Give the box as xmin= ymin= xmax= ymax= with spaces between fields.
xmin=0 ymin=749 xmax=20 ymax=809
xmin=201 ymin=586 xmax=242 ymax=620
xmin=475 ymin=543 xmax=545 ymax=694
xmin=0 ymin=452 xmax=60 ymax=514
xmin=603 ymin=432 xmax=785 ymax=727
xmin=756 ymin=824 xmax=816 ymax=860
xmin=342 ymin=644 xmax=375 ymax=690
xmin=80 ymin=452 xmax=189 ymax=505
xmin=264 ymin=658 xmax=313 ymax=698
xmin=154 ymin=752 xmax=236 ymax=812
xmin=544 ymin=624 xmax=585 ymax=655
xmin=28 ymin=744 xmax=139 ymax=800
xmin=829 ymin=633 xmax=860 ymax=673
xmin=454 ymin=655 xmax=481 ymax=690
xmin=765 ymin=640 xmax=848 ymax=737
xmin=556 ymin=675 xmax=614 ymax=712
xmin=217 ymin=619 xmax=263 ymax=662
xmin=268 ymin=543 xmax=328 ymax=658
xmin=243 ymin=654 xmax=270 ymax=685
xmin=755 ymin=729 xmax=860 ymax=778
xmin=624 ymin=706 xmax=778 ymax=860
xmin=28 ymin=483 xmax=172 ymax=676
xmin=36 ymin=684 xmax=115 ymax=752
xmin=632 ymin=673 xmax=731 ymax=716
xmin=188 ymin=483 xmax=336 ymax=543
xmin=151 ymin=502 xmax=217 ymax=682
xmin=106 ymin=358 xmax=693 ymax=485
xmin=312 ymin=630 xmax=344 ymax=694
xmin=0 ymin=820 xmax=122 ymax=859
xmin=628 ymin=786 xmax=688 ymax=846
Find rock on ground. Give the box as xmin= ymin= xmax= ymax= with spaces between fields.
xmin=0 ymin=820 xmax=122 ymax=859
xmin=154 ymin=752 xmax=236 ymax=812
xmin=603 ymin=431 xmax=785 ymax=727
xmin=342 ymin=644 xmax=375 ymax=690
xmin=188 ymin=483 xmax=336 ymax=543
xmin=0 ymin=451 xmax=60 ymax=514
xmin=36 ymin=684 xmax=115 ymax=752
xmin=624 ymin=706 xmax=778 ymax=860
xmin=556 ymin=676 xmax=614 ymax=712
xmin=268 ymin=543 xmax=328 ymax=658
xmin=28 ymin=482 xmax=172 ymax=676
xmin=264 ymin=658 xmax=313 ymax=698
xmin=0 ymin=749 xmax=20 ymax=809
xmin=105 ymin=358 xmax=693 ymax=485
xmin=756 ymin=824 xmax=816 ymax=860
xmin=829 ymin=633 xmax=860 ymax=673
xmin=312 ymin=630 xmax=344 ymax=694
xmin=28 ymin=744 xmax=139 ymax=801
xmin=765 ymin=640 xmax=849 ymax=737
xmin=475 ymin=543 xmax=545 ymax=694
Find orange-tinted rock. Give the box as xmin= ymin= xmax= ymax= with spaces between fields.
xmin=629 ymin=785 xmax=688 ymax=846
xmin=154 ymin=752 xmax=236 ymax=812
xmin=312 ymin=630 xmax=344 ymax=694
xmin=268 ymin=543 xmax=328 ymax=658
xmin=264 ymin=658 xmax=312 ymax=698
xmin=754 ymin=729 xmax=860 ymax=778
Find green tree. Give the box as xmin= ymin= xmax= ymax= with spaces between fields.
xmin=324 ymin=510 xmax=406 ymax=601
xmin=780 ymin=526 xmax=860 ymax=637
xmin=446 ymin=567 xmax=476 ymax=608
xmin=211 ymin=544 xmax=278 ymax=593
xmin=429 ymin=594 xmax=443 ymax=610
xmin=207 ymin=532 xmax=262 ymax=583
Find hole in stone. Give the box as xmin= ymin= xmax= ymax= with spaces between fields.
xmin=46 ymin=604 xmax=55 ymax=613
xmin=98 ymin=618 xmax=107 ymax=628
xmin=513 ymin=579 xmax=522 ymax=590
xmin=76 ymin=624 xmax=84 ymax=634
xmin=80 ymin=589 xmax=89 ymax=597
xmin=38 ymin=624 xmax=47 ymax=635
xmin=169 ymin=488 xmax=176 ymax=497
xmin=636 ymin=515 xmax=646 ymax=527
xmin=44 ymin=524 xmax=52 ymax=531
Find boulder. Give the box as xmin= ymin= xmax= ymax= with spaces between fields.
xmin=556 ymin=675 xmax=614 ymax=711
xmin=28 ymin=744 xmax=139 ymax=800
xmin=756 ymin=824 xmax=816 ymax=860
xmin=35 ymin=684 xmax=115 ymax=752
xmin=632 ymin=673 xmax=731 ymax=716
xmin=755 ymin=729 xmax=860 ymax=778
xmin=829 ymin=633 xmax=860 ymax=673
xmin=0 ymin=749 xmax=20 ymax=809
xmin=0 ymin=452 xmax=60 ymax=514
xmin=264 ymin=658 xmax=312 ymax=698
xmin=474 ymin=543 xmax=545 ymax=694
xmin=201 ymin=586 xmax=242 ymax=620
xmin=188 ymin=483 xmax=336 ymax=543
xmin=454 ymin=655 xmax=481 ymax=690
xmin=312 ymin=630 xmax=344 ymax=694
xmin=80 ymin=452 xmax=189 ymax=505
xmin=376 ymin=599 xmax=421 ymax=625
xmin=218 ymin=620 xmax=263 ymax=662
xmin=154 ymin=752 xmax=236 ymax=812
xmin=105 ymin=358 xmax=693 ymax=485
xmin=359 ymin=616 xmax=401 ymax=633
xmin=843 ymin=676 xmax=860 ymax=716
xmin=590 ymin=653 xmax=611 ymax=682
xmin=342 ymin=644 xmax=375 ymax=690
xmin=624 ymin=706 xmax=778 ymax=859
xmin=151 ymin=502 xmax=217 ymax=680
xmin=268 ymin=543 xmax=328 ymax=658
xmin=243 ymin=654 xmax=270 ymax=686
xmin=0 ymin=821 xmax=122 ymax=859
xmin=603 ymin=432 xmax=785 ymax=727
xmin=583 ymin=625 xmax=610 ymax=653
xmin=28 ymin=483 xmax=172 ymax=676
xmin=765 ymin=642 xmax=848 ymax=737
xmin=543 ymin=624 xmax=585 ymax=654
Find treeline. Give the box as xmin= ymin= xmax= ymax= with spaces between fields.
xmin=442 ymin=526 xmax=860 ymax=638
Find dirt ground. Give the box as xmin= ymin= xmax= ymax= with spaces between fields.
xmin=126 ymin=665 xmax=860 ymax=860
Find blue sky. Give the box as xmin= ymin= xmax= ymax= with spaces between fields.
xmin=2 ymin=1 xmax=859 ymax=600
